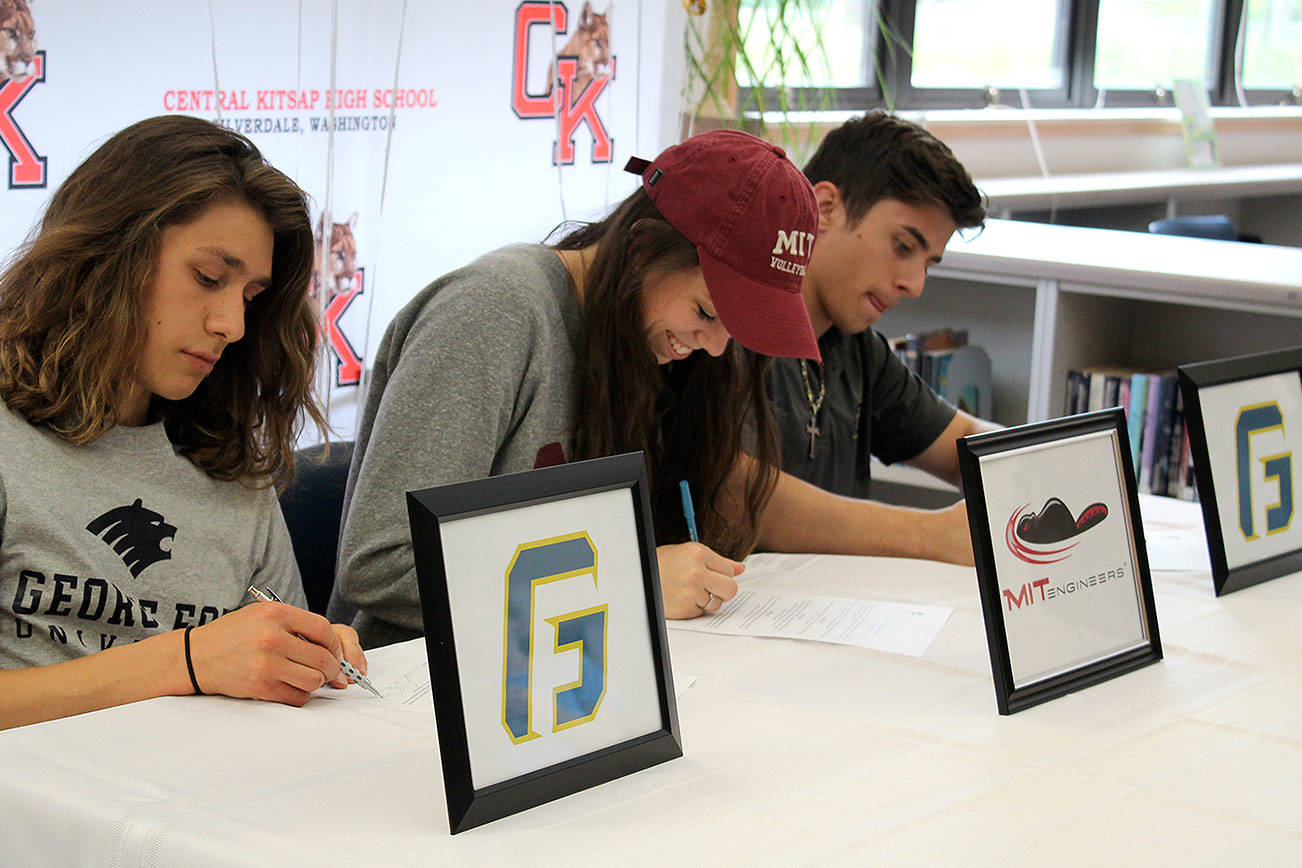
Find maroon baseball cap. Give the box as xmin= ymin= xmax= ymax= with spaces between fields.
xmin=624 ymin=129 xmax=820 ymax=361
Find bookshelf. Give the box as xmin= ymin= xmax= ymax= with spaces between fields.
xmin=882 ymin=219 xmax=1302 ymax=429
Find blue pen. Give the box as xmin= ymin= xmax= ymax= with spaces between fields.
xmin=679 ymin=479 xmax=699 ymax=543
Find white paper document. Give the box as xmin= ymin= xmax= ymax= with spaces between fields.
xmin=315 ymin=639 xmax=434 ymax=711
xmin=668 ymin=589 xmax=952 ymax=657
xmin=1144 ymin=526 xmax=1213 ymax=572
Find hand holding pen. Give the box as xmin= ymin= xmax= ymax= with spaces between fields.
xmin=654 ymin=481 xmax=743 ymax=619
xmin=179 ymin=595 xmax=369 ymax=706
xmin=246 ymin=587 xmax=383 ymax=698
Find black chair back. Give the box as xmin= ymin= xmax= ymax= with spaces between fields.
xmin=279 ymin=441 xmax=354 ymax=616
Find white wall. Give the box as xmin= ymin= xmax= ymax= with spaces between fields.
xmin=0 ymin=0 xmax=679 ymax=439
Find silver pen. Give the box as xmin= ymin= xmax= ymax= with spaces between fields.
xmin=246 ymin=585 xmax=383 ymax=698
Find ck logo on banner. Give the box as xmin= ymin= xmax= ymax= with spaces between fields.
xmin=510 ymin=2 xmax=614 ymax=165
xmin=502 ymin=531 xmax=608 ymax=744
xmin=0 ymin=50 xmax=45 ymax=189
xmin=1236 ymin=401 xmax=1294 ymax=540
xmin=311 ymin=212 xmax=364 ymax=387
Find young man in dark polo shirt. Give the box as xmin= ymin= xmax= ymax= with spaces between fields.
xmin=767 ymin=112 xmax=996 ymax=565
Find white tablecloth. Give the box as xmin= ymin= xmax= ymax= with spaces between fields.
xmin=1 ymin=497 xmax=1298 ymax=865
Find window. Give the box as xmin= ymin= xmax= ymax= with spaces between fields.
xmin=736 ymin=0 xmax=872 ymax=89
xmin=1241 ymin=0 xmax=1302 ymax=94
xmin=911 ymin=0 xmax=1067 ymax=90
xmin=1094 ymin=0 xmax=1217 ymax=92
xmin=726 ymin=0 xmax=1301 ymax=111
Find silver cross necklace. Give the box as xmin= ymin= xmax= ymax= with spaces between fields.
xmin=798 ymin=359 xmax=826 ymax=459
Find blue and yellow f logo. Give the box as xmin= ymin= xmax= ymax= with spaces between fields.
xmin=1235 ymin=401 xmax=1294 ymax=540
xmin=501 ymin=532 xmax=607 ymax=744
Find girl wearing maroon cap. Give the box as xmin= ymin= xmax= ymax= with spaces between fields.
xmin=336 ymin=130 xmax=825 ymax=646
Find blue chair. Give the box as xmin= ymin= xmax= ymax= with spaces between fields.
xmin=1148 ymin=215 xmax=1239 ymax=241
xmin=279 ymin=441 xmax=354 ymax=616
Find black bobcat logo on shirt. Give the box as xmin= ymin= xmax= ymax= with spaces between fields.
xmin=85 ymin=498 xmax=177 ymax=578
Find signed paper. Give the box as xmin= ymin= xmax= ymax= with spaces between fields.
xmin=668 ymin=589 xmax=952 ymax=657
xmin=315 ymin=639 xmax=434 ymax=711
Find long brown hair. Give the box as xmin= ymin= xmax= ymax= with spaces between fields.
xmin=0 ymin=114 xmax=324 ymax=487
xmin=553 ymin=189 xmax=779 ymax=559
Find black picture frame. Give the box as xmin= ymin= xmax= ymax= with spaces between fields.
xmin=406 ymin=452 xmax=681 ymax=834
xmin=1178 ymin=346 xmax=1302 ymax=596
xmin=958 ymin=409 xmax=1163 ymax=715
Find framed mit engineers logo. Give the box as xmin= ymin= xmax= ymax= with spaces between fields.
xmin=1178 ymin=346 xmax=1302 ymax=596
xmin=958 ymin=409 xmax=1163 ymax=715
xmin=406 ymin=452 xmax=681 ymax=833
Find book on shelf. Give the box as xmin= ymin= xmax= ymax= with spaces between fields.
xmin=1161 ymin=390 xmax=1187 ymax=497
xmin=1066 ymin=365 xmax=1139 ymax=416
xmin=1084 ymin=369 xmax=1102 ymax=413
xmin=1090 ymin=365 xmax=1133 ymax=412
xmin=1125 ymin=372 xmax=1149 ymax=478
xmin=890 ymin=327 xmax=992 ymax=419
xmin=1065 ymin=368 xmax=1088 ymax=415
xmin=891 ymin=328 xmax=965 ymax=372
xmin=941 ymin=345 xmax=993 ymax=419
xmin=1148 ymin=373 xmax=1181 ymax=496
xmin=1063 ymin=365 xmax=1196 ymax=501
xmin=1179 ymin=426 xmax=1198 ymax=500
xmin=1137 ymin=372 xmax=1164 ymax=493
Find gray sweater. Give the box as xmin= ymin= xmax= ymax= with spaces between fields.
xmin=335 ymin=244 xmax=583 ymax=647
xmin=0 ymin=403 xmax=304 ymax=669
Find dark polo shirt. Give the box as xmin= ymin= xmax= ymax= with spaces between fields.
xmin=768 ymin=328 xmax=956 ymax=499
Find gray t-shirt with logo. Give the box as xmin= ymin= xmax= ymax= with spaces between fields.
xmin=0 ymin=402 xmax=304 ymax=669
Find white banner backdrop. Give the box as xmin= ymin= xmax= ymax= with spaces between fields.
xmin=0 ymin=0 xmax=677 ymax=439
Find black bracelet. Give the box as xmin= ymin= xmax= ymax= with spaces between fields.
xmin=183 ymin=626 xmax=204 ymax=695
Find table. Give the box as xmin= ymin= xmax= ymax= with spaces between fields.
xmin=2 ymin=497 xmax=1298 ymax=865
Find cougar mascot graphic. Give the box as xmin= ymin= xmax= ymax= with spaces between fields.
xmin=0 ymin=0 xmax=36 ymax=85
xmin=86 ymin=498 xmax=177 ymax=578
xmin=550 ymin=2 xmax=610 ymax=100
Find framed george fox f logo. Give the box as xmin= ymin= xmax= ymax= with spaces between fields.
xmin=407 ymin=452 xmax=679 ymax=833
xmin=1180 ymin=346 xmax=1302 ymax=595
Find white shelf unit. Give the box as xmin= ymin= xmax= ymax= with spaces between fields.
xmin=880 ymin=219 xmax=1302 ymax=428
xmin=979 ymin=163 xmax=1302 ymax=246
xmin=980 ymin=163 xmax=1302 ymax=212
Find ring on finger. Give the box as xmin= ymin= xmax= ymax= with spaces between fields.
xmin=701 ymin=592 xmax=715 ymax=609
